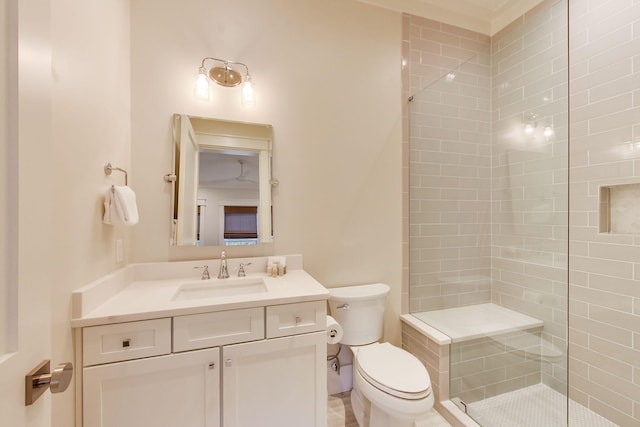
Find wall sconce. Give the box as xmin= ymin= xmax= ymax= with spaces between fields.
xmin=195 ymin=57 xmax=255 ymax=106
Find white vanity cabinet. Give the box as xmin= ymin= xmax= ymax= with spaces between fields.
xmin=222 ymin=331 xmax=326 ymax=427
xmin=78 ymin=301 xmax=327 ymax=427
xmin=223 ymin=301 xmax=327 ymax=427
xmin=83 ymin=348 xmax=220 ymax=427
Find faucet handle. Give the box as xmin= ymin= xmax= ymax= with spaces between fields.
xmin=194 ymin=265 xmax=210 ymax=280
xmin=238 ymin=262 xmax=252 ymax=277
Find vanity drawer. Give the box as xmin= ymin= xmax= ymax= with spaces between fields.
xmin=266 ymin=301 xmax=326 ymax=338
xmin=82 ymin=318 xmax=171 ymax=366
xmin=173 ymin=307 xmax=265 ymax=352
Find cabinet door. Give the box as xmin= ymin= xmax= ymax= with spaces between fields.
xmin=223 ymin=332 xmax=326 ymax=427
xmin=83 ymin=347 xmax=220 ymax=427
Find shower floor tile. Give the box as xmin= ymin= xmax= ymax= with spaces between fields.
xmin=467 ymin=383 xmax=618 ymax=427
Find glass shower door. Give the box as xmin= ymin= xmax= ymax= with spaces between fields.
xmin=407 ymin=1 xmax=570 ymax=425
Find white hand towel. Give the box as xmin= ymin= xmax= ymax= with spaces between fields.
xmin=103 ymin=186 xmax=139 ymax=226
xmin=103 ymin=197 xmax=114 ymax=225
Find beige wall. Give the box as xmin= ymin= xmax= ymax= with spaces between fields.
xmin=130 ymin=0 xmax=404 ymax=343
xmin=49 ymin=0 xmax=131 ymax=424
xmin=10 ymin=1 xmax=401 ymax=425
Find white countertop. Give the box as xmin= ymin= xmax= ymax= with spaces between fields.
xmin=71 ymin=256 xmax=329 ymax=328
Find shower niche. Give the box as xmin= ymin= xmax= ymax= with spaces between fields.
xmin=599 ymin=183 xmax=640 ymax=234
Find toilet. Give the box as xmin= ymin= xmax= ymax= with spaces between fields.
xmin=328 ymin=283 xmax=434 ymax=427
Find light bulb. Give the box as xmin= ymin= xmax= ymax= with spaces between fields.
xmin=544 ymin=126 xmax=554 ymax=140
xmin=241 ymin=76 xmax=255 ymax=107
xmin=194 ymin=67 xmax=210 ymax=100
xmin=524 ymin=123 xmax=535 ymax=136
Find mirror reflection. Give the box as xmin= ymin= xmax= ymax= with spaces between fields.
xmin=171 ymin=114 xmax=273 ymax=247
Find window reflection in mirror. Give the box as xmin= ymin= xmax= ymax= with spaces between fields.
xmin=171 ymin=114 xmax=273 ymax=247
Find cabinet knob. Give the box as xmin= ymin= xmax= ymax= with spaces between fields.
xmin=122 ymin=338 xmax=131 ymax=348
xmin=208 ymin=362 xmax=216 ymax=370
xmin=225 ymin=359 xmax=232 ymax=367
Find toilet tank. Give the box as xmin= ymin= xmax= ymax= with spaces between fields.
xmin=328 ymin=283 xmax=390 ymax=346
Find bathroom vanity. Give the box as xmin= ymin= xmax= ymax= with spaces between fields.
xmin=71 ymin=255 xmax=328 ymax=427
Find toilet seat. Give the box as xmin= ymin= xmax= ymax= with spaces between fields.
xmin=355 ymin=343 xmax=431 ymax=400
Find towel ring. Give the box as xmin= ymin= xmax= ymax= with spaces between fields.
xmin=104 ymin=162 xmax=128 ymax=186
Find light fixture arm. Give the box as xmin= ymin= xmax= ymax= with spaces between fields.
xmin=200 ymin=57 xmax=250 ymax=76
xmin=199 ymin=57 xmax=251 ymax=87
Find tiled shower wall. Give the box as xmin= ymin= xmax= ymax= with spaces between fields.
xmin=490 ymin=0 xmax=569 ymax=394
xmin=568 ymin=1 xmax=640 ymax=425
xmin=406 ymin=0 xmax=569 ymax=392
xmin=406 ymin=15 xmax=492 ymax=312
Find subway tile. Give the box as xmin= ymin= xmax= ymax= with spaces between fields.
xmin=588 ymin=398 xmax=639 ymax=427
xmin=570 ymin=255 xmax=634 ymax=278
xmin=570 ymin=160 xmax=634 ymax=181
xmin=590 ymin=106 xmax=640 ymax=135
xmin=589 ymin=241 xmax=640 ymax=263
xmin=571 ymin=285 xmax=633 ymax=313
xmin=573 ymin=25 xmax=632 ymax=64
xmin=589 ymin=71 xmax=639 ymax=105
xmin=440 ymin=22 xmax=484 ymax=41
xmin=571 ymin=58 xmax=632 ymax=94
xmin=589 ymin=335 xmax=638 ymax=367
xmin=590 ymin=365 xmax=640 ymax=409
xmin=571 ymin=373 xmax=633 ymax=415
xmin=570 ymin=313 xmax=633 ymax=346
xmin=589 ymin=2 xmax=639 ymax=41
xmin=589 ymin=274 xmax=640 ymax=298
xmin=589 ymin=304 xmax=640 ymax=332
xmin=590 ymin=37 xmax=640 ymax=73
xmin=570 ymin=92 xmax=632 ymax=123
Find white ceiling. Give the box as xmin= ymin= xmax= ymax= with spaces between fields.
xmin=357 ymin=0 xmax=544 ymax=35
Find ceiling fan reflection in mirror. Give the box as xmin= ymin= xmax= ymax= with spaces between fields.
xmin=208 ymin=158 xmax=258 ymax=187
xmin=230 ymin=159 xmax=257 ymax=183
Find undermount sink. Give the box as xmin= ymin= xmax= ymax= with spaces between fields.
xmin=172 ymin=277 xmax=268 ymax=301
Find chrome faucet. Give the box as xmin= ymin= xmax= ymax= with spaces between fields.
xmin=218 ymin=251 xmax=229 ymax=279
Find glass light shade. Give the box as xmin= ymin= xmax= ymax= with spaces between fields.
xmin=194 ymin=68 xmax=210 ymax=100
xmin=524 ymin=123 xmax=535 ymax=136
xmin=241 ymin=77 xmax=255 ymax=107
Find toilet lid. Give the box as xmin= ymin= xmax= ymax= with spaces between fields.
xmin=355 ymin=343 xmax=431 ymax=399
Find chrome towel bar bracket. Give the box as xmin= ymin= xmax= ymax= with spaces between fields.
xmin=104 ymin=162 xmax=128 ymax=186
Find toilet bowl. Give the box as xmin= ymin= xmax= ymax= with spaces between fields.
xmin=329 ymin=283 xmax=434 ymax=427
xmin=352 ymin=342 xmax=434 ymax=427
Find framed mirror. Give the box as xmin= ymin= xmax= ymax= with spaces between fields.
xmin=171 ymin=114 xmax=273 ymax=247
